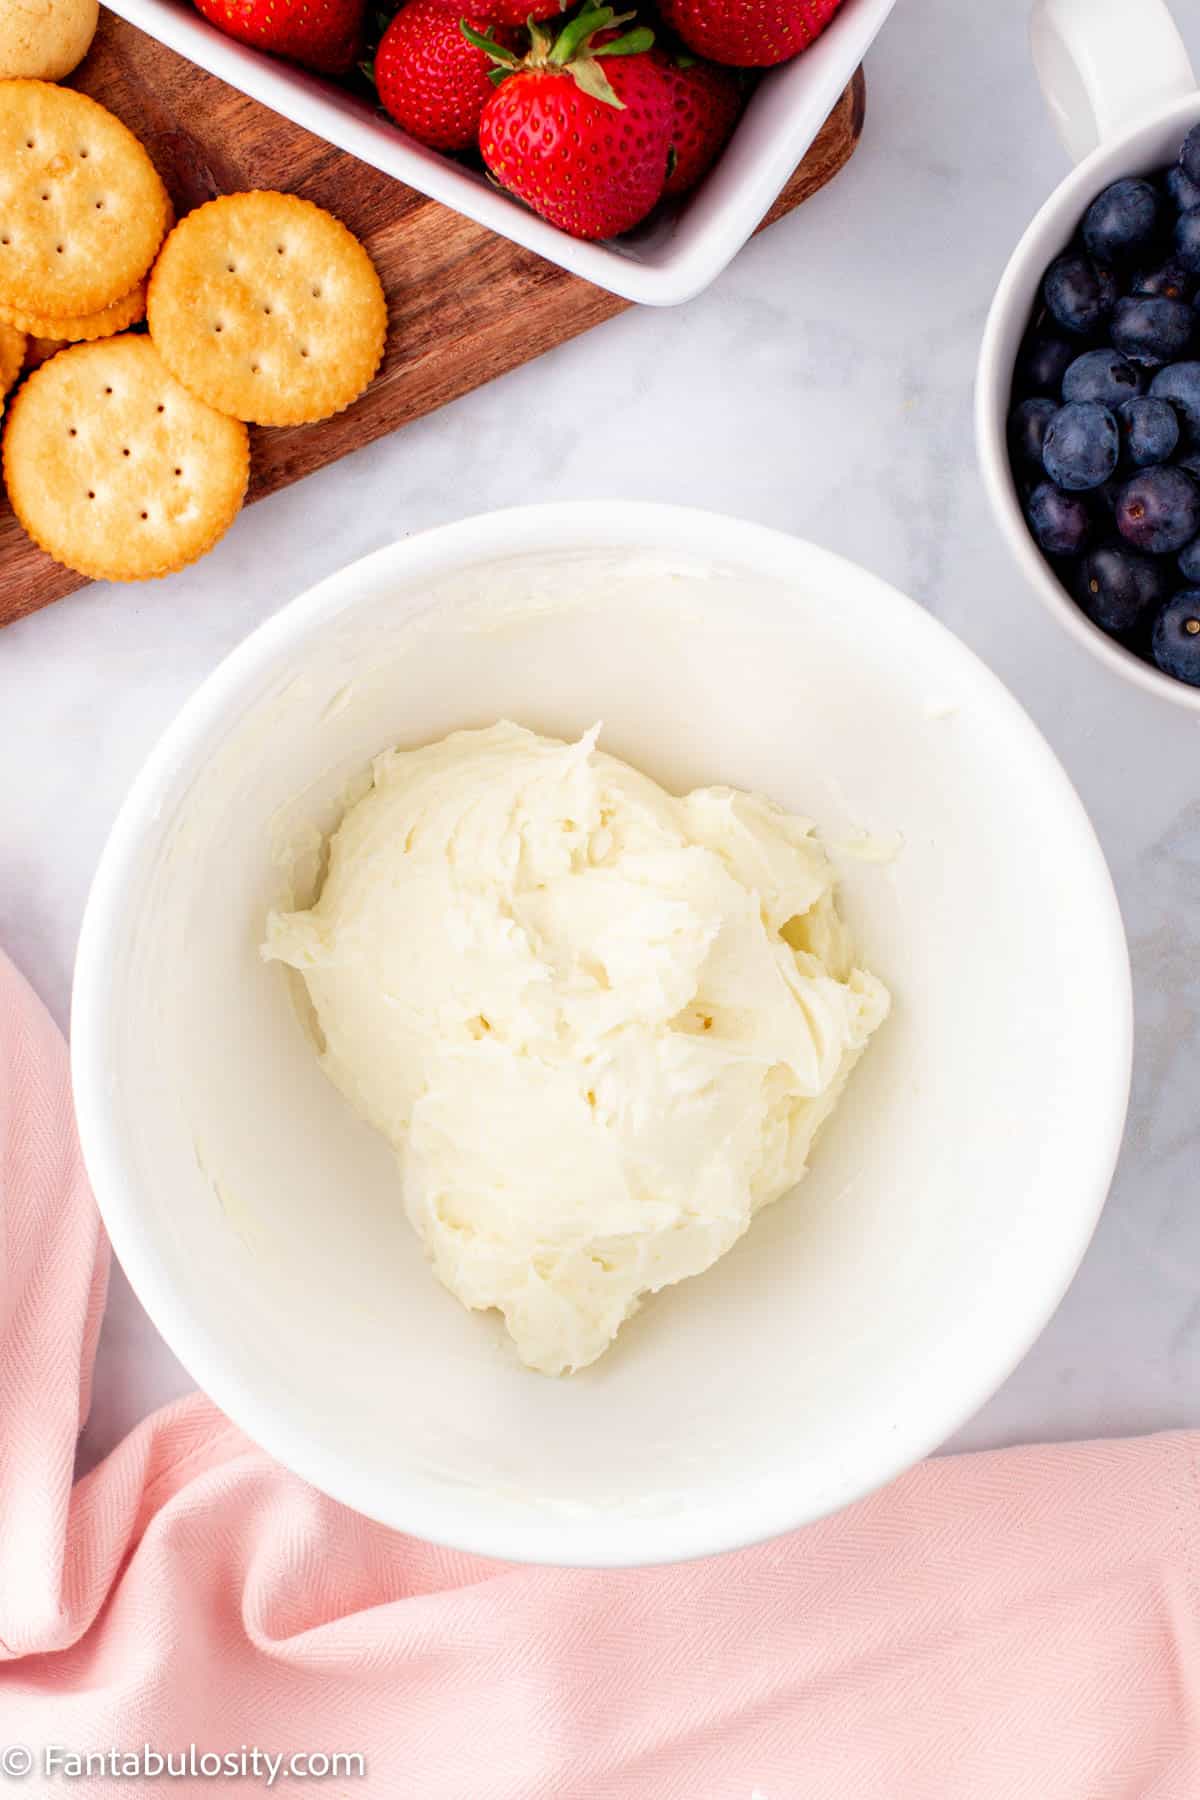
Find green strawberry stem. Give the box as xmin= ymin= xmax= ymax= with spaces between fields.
xmin=461 ymin=3 xmax=654 ymax=107
xmin=547 ymin=5 xmax=629 ymax=63
xmin=567 ymin=58 xmax=619 ymax=104
xmin=591 ymin=26 xmax=653 ymax=54
xmin=460 ymin=20 xmax=522 ymax=65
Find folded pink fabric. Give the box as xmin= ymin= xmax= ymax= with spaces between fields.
xmin=1 ymin=945 xmax=1198 ymax=1799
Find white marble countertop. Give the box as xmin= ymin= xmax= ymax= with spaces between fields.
xmin=3 ymin=0 xmax=1199 ymax=1475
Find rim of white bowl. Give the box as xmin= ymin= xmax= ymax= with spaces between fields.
xmin=976 ymin=93 xmax=1200 ymax=714
xmin=71 ymin=502 xmax=1134 ymax=1567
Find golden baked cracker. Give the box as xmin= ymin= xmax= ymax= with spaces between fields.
xmin=3 ymin=334 xmax=249 ymax=582
xmin=0 ymin=82 xmax=170 ymax=318
xmin=0 ymin=278 xmax=146 ymax=341
xmin=0 ymin=0 xmax=99 ymax=82
xmin=0 ymin=322 xmax=25 ymax=395
xmin=147 ymin=191 xmax=387 ymax=427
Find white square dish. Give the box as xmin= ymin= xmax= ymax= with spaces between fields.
xmin=105 ymin=0 xmax=898 ymax=305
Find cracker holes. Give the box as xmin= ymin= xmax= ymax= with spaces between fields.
xmin=24 ymin=140 xmax=34 ymax=151
xmin=156 ymin=403 xmax=164 ymax=413
xmin=79 ymin=148 xmax=89 ymax=159
xmin=139 ymin=510 xmax=148 ymax=521
xmin=122 ymin=447 xmax=130 ymax=458
xmin=68 ymin=427 xmax=77 ymax=437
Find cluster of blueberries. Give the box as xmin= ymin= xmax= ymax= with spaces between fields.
xmin=1008 ymin=126 xmax=1200 ymax=687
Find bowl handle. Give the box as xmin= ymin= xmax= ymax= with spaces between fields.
xmin=1031 ymin=0 xmax=1196 ymax=163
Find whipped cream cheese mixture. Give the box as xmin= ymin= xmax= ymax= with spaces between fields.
xmin=263 ymin=722 xmax=889 ymax=1375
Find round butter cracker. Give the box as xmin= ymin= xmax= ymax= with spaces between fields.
xmin=0 ymin=322 xmax=26 ymax=395
xmin=147 ymin=191 xmax=387 ymax=427
xmin=0 ymin=83 xmax=170 ymax=318
xmin=3 ymin=333 xmax=249 ymax=582
xmin=0 ymin=278 xmax=146 ymax=342
xmin=0 ymin=0 xmax=99 ymax=81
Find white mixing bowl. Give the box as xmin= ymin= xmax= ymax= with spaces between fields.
xmin=72 ymin=503 xmax=1132 ymax=1567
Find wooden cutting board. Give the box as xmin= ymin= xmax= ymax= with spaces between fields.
xmin=0 ymin=13 xmax=865 ymax=626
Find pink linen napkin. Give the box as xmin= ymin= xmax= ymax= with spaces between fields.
xmin=1 ymin=943 xmax=1198 ymax=1799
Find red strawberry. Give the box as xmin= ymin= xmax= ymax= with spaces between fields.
xmin=192 ymin=0 xmax=365 ymax=74
xmin=655 ymin=0 xmax=845 ymax=69
xmin=375 ymin=0 xmax=512 ymax=152
xmin=469 ymin=6 xmax=675 ymax=242
xmin=654 ymin=53 xmax=743 ymax=196
xmin=485 ymin=0 xmax=565 ymax=25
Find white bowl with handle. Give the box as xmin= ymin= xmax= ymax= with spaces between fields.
xmin=105 ymin=0 xmax=897 ymax=305
xmin=976 ymin=0 xmax=1200 ymax=711
xmin=71 ymin=502 xmax=1132 ymax=1567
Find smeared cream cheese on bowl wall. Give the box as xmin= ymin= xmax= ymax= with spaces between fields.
xmin=263 ymin=721 xmax=890 ymax=1376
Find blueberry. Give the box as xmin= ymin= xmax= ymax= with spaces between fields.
xmin=1179 ymin=535 xmax=1200 ymax=581
xmin=1110 ymin=295 xmax=1193 ymax=365
xmin=1043 ymin=254 xmax=1118 ymax=336
xmin=1117 ymin=395 xmax=1179 ymax=466
xmin=1175 ymin=206 xmax=1200 ymax=272
xmin=1132 ymin=260 xmax=1195 ymax=301
xmin=1008 ymin=397 xmax=1058 ymax=473
xmin=1082 ymin=178 xmax=1161 ymax=261
xmin=1168 ymin=162 xmax=1200 ymax=214
xmin=1093 ymin=475 xmax=1123 ymax=517
xmin=1150 ymin=588 xmax=1200 ymax=683
xmin=1015 ymin=331 xmax=1077 ymax=396
xmin=1077 ymin=543 xmax=1167 ymax=633
xmin=1149 ymin=361 xmax=1200 ymax=440
xmin=1115 ymin=465 xmax=1200 ymax=552
xmin=1042 ymin=401 xmax=1119 ymax=490
xmin=1182 ymin=124 xmax=1200 ymax=189
xmin=1178 ymin=450 xmax=1200 ymax=482
xmin=1062 ymin=348 xmax=1143 ymax=406
xmin=1026 ymin=481 xmax=1091 ymax=555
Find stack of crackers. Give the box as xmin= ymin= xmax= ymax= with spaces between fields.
xmin=0 ymin=79 xmax=387 ymax=585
